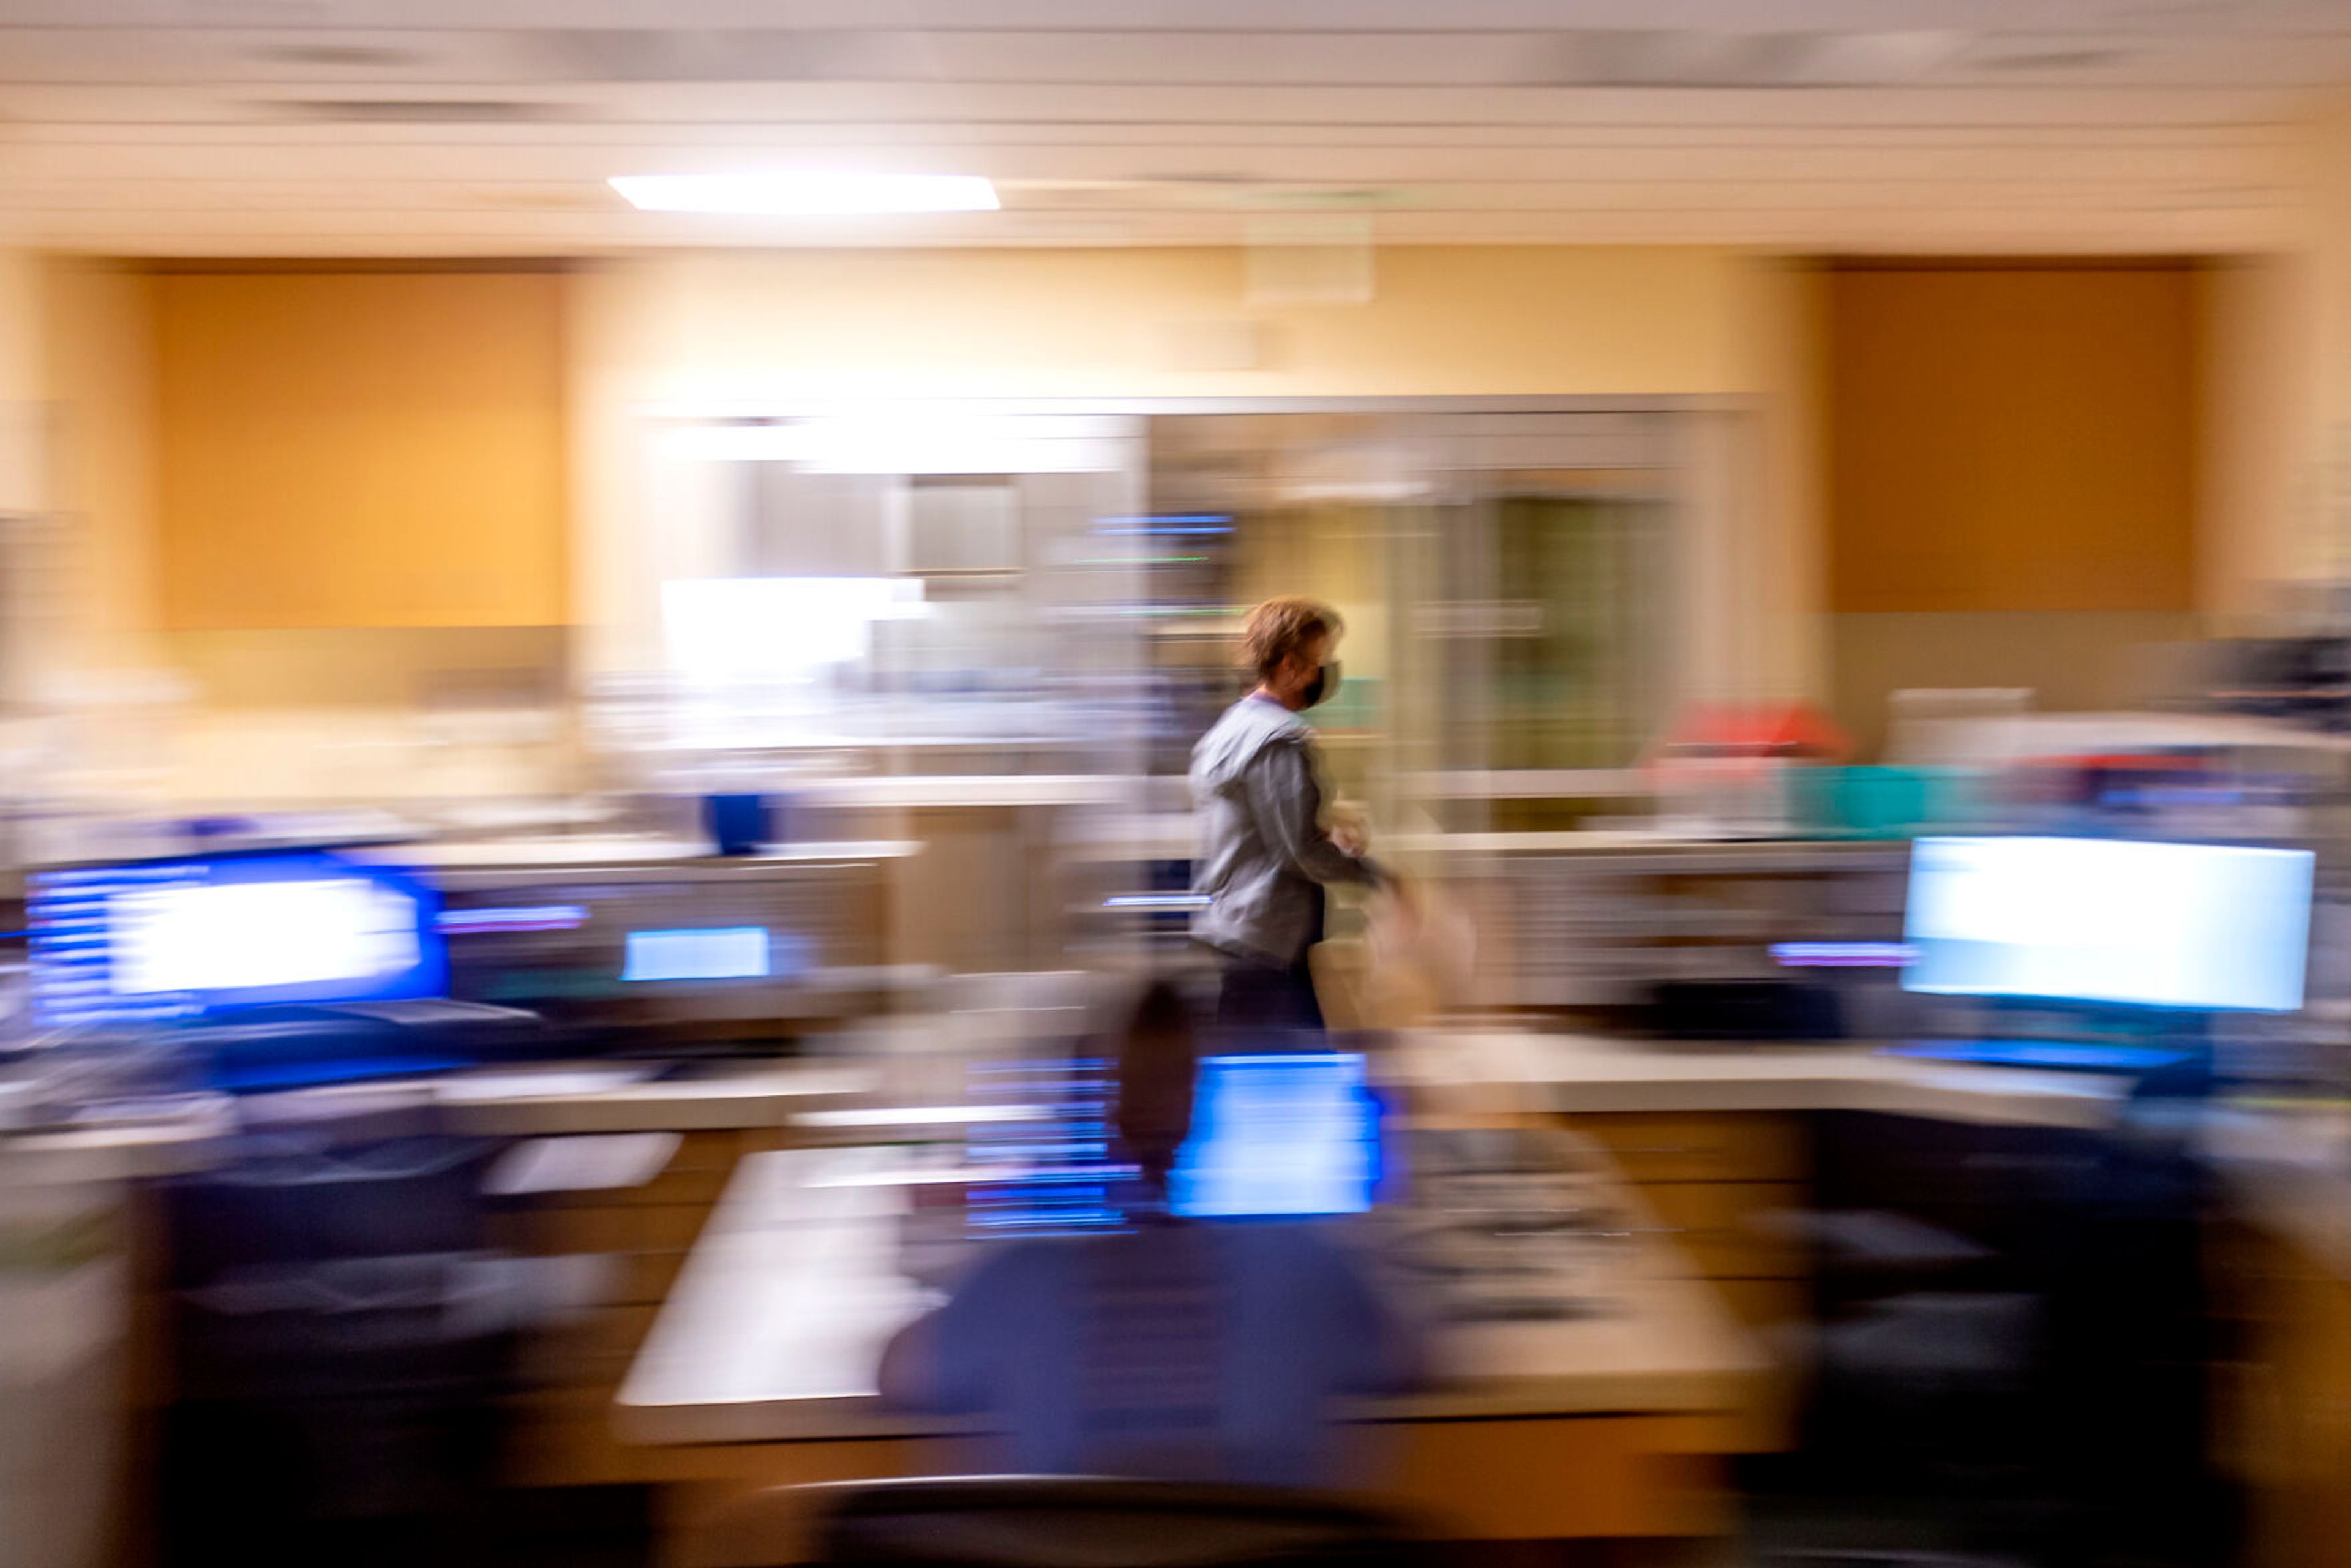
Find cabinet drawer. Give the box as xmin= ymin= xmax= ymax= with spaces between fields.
xmin=1641 ymin=1181 xmax=1807 ymax=1280
xmin=520 ymin=1130 xmax=747 ymax=1210
xmin=519 ymin=1303 xmax=662 ymax=1389
xmin=1564 ymin=1112 xmax=1805 ymax=1185
xmin=1711 ymin=1278 xmax=1812 ymax=1331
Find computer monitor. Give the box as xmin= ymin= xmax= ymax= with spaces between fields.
xmin=1169 ymin=1052 xmax=1383 ymax=1220
xmin=1902 ymin=835 xmax=2315 ymax=1014
xmin=29 ymin=851 xmax=446 ymax=1028
xmin=620 ymin=926 xmax=809 ymax=984
xmin=958 ymin=1048 xmax=1386 ymax=1233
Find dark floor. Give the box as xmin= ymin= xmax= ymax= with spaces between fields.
xmin=146 ymin=1465 xmax=2243 ymax=1568
xmin=427 ymin=1480 xmax=2232 ymax=1568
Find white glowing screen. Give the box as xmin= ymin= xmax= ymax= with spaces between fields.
xmin=110 ymin=879 xmax=424 ymax=996
xmin=1903 ymin=836 xmax=2314 ymax=1013
xmin=1170 ymin=1054 xmax=1379 ymax=1219
xmin=621 ymin=927 xmax=771 ymax=983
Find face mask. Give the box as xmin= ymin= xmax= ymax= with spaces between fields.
xmin=1300 ymin=659 xmax=1341 ymax=709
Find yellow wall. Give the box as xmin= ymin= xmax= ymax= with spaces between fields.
xmin=42 ymin=259 xmax=162 ymax=675
xmin=38 ymin=243 xmax=1777 ymax=719
xmin=29 ymin=261 xmax=580 ymax=805
xmin=154 ymin=268 xmax=568 ymax=631
xmin=0 ymin=251 xmax=43 ymax=516
xmin=2199 ymin=255 xmax=2314 ymax=621
xmin=580 ymin=245 xmax=1753 ymax=404
xmin=23 ymin=236 xmax=2328 ymax=795
xmin=1726 ymin=258 xmax=1832 ymax=702
xmin=570 ymin=244 xmax=1785 ymax=682
xmin=1817 ymin=259 xmax=2214 ymax=754
xmin=2293 ymin=96 xmax=2351 ymax=585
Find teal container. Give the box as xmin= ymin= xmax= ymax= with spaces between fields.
xmin=1787 ymin=765 xmax=1971 ymax=839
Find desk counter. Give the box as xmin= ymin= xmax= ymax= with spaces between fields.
xmin=612 ymin=1141 xmax=1770 ymax=1547
xmin=1429 ymin=1033 xmax=2132 ymax=1130
xmin=616 ymin=1146 xmax=1764 ymax=1449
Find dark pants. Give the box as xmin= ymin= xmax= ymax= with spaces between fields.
xmin=1209 ymin=886 xmax=1326 ymax=1038
xmin=1213 ymin=951 xmax=1326 ymax=1037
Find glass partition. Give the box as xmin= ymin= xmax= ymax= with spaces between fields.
xmin=604 ymin=400 xmax=1720 ymax=969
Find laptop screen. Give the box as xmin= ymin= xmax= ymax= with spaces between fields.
xmin=1168 ymin=1052 xmax=1382 ymax=1219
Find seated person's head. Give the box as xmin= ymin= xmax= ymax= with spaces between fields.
xmin=1111 ymin=979 xmax=1199 ymax=1195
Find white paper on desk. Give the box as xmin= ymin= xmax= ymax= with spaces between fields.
xmin=486 ymin=1133 xmax=682 ymax=1195
xmin=439 ymin=1067 xmax=656 ymax=1102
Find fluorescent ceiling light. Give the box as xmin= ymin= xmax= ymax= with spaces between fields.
xmin=610 ymin=173 xmax=999 ymax=215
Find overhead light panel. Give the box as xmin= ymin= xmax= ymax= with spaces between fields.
xmin=610 ymin=173 xmax=999 ymax=214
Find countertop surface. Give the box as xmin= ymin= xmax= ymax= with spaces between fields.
xmin=1060 ymin=822 xmax=1918 ymax=866
xmin=1421 ymin=1033 xmax=2135 ymax=1130
xmin=614 ymin=1144 xmax=1768 ymax=1447
xmin=348 ymin=836 xmax=922 ymax=871
xmin=0 ymin=1057 xmax=878 ymax=1184
xmin=17 ymin=1029 xmax=2351 ymax=1289
xmin=1417 ymin=1033 xmax=2351 ymax=1281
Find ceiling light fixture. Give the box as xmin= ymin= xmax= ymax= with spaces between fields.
xmin=609 ymin=173 xmax=999 ymax=215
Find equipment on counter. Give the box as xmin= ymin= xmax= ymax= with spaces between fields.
xmin=1168 ymin=1052 xmax=1385 ymax=1220
xmin=185 ymin=999 xmax=550 ymax=1093
xmin=954 ymin=1048 xmax=1389 ymax=1236
xmin=29 ymin=849 xmax=446 ymax=1030
xmin=24 ymin=849 xmax=568 ymax=1091
xmin=1635 ymin=978 xmax=1845 ymax=1042
xmin=621 ymin=925 xmax=806 ymax=983
xmin=432 ymin=861 xmax=874 ymax=1048
xmin=1902 ymin=835 xmax=2314 ymax=1014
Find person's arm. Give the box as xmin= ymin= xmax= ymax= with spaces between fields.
xmin=1244 ymin=739 xmax=1390 ymax=890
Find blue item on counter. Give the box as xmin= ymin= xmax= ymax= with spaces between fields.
xmin=182 ymin=816 xmax=260 ymax=842
xmin=702 ymin=793 xmax=771 ymax=856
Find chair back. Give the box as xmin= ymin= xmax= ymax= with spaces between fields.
xmin=702 ymin=1476 xmax=1430 ymax=1568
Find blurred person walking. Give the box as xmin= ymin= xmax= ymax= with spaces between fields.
xmin=879 ymin=981 xmax=1419 ymax=1485
xmin=1189 ymin=597 xmax=1400 ymax=1034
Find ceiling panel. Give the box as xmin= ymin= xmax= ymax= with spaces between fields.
xmin=1 ymin=0 xmax=2348 ymax=31
xmin=0 ymin=32 xmax=2341 ymax=94
xmin=0 ymin=0 xmax=2334 ymax=254
xmin=0 ymin=137 xmax=2284 ymax=184
xmin=0 ymin=79 xmax=2301 ymax=126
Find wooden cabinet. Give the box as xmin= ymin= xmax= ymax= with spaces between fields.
xmin=1570 ymin=1110 xmax=1807 ymax=1187
xmin=1561 ymin=1109 xmax=1812 ymax=1450
xmin=154 ymin=267 xmax=568 ymax=631
xmin=500 ymin=1128 xmax=782 ymax=1488
xmin=2210 ymin=1219 xmax=2351 ymax=1568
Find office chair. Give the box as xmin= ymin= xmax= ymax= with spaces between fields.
xmin=700 ymin=1476 xmax=1431 ymax=1568
xmin=156 ymin=1132 xmax=520 ymax=1567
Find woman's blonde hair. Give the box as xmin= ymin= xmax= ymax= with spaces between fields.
xmin=1239 ymin=596 xmax=1343 ymax=683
